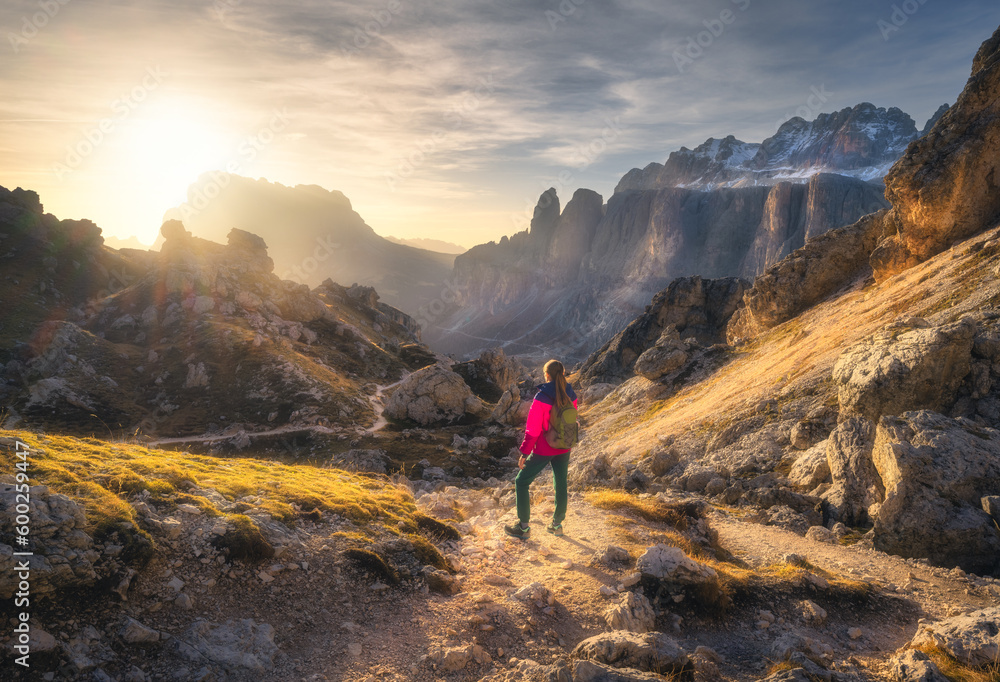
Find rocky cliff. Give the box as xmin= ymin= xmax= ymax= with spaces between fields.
xmin=0 ymin=192 xmax=429 ymax=437
xmin=430 ymin=173 xmax=887 ymax=362
xmin=164 ymin=174 xmax=456 ymax=316
xmin=616 ymin=103 xmax=946 ymax=191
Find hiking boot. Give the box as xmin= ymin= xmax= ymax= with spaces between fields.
xmin=546 ymin=522 xmax=563 ymax=536
xmin=504 ymin=523 xmax=530 ymax=539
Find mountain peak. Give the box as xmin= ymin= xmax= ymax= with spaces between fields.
xmin=617 ymin=102 xmax=928 ymax=193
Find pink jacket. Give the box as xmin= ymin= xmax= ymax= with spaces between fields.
xmin=518 ymin=382 xmax=578 ymax=456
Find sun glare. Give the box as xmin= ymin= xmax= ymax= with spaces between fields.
xmin=104 ymin=100 xmax=232 ymax=242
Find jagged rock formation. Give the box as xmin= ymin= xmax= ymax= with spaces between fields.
xmin=433 ymin=157 xmax=889 ymax=362
xmin=872 ymin=28 xmax=1000 ymax=280
xmin=578 ymin=276 xmax=746 ymax=387
xmin=617 ymin=103 xmax=939 ymax=191
xmin=0 ymin=196 xmax=428 ymax=436
xmin=164 ymin=174 xmax=456 ymax=315
xmin=731 ymin=27 xmax=1000 ymax=342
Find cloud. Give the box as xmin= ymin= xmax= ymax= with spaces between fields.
xmin=0 ymin=0 xmax=995 ymax=245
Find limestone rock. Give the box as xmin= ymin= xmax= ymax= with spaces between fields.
xmin=0 ymin=484 xmax=101 ymax=601
xmin=823 ymin=417 xmax=882 ymax=525
xmin=385 ymin=365 xmax=490 ymax=426
xmin=490 ymin=388 xmax=525 ymax=426
xmin=176 ymin=619 xmax=278 ymax=671
xmin=452 ymin=348 xmax=523 ymax=403
xmin=872 ymin=411 xmax=1000 ymax=574
xmin=891 ymin=649 xmax=949 ymax=682
xmin=727 ymin=210 xmax=889 ymax=343
xmin=572 ymin=630 xmax=690 ymax=675
xmin=572 ymin=660 xmax=665 ymax=682
xmin=909 ymin=608 xmax=1000 ymax=668
xmin=636 ymin=544 xmax=717 ymax=585
xmin=603 ymin=591 xmax=656 ymax=633
xmin=788 ymin=441 xmax=831 ymax=490
xmin=833 ymin=317 xmax=976 ymax=422
xmin=579 ymin=276 xmax=747 ymax=386
xmin=120 ymin=617 xmax=161 ymax=644
xmin=805 ymin=526 xmax=837 ymax=545
xmin=872 ymin=26 xmax=1000 ymax=280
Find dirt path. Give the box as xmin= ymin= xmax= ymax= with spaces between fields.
xmin=363 ymin=376 xmax=410 ymax=435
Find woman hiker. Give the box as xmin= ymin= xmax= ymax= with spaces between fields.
xmin=505 ymin=359 xmax=578 ymax=539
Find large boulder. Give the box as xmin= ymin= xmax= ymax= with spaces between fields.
xmin=871 ymin=26 xmax=1000 ymax=280
xmin=833 ymin=317 xmax=976 ymax=422
xmin=822 ymin=418 xmax=882 ymax=525
xmin=909 ymin=608 xmax=1000 ymax=668
xmin=572 ymin=630 xmax=690 ymax=675
xmin=871 ymin=411 xmax=1000 ymax=573
xmin=452 ymin=348 xmax=522 ymax=403
xmin=633 ymin=327 xmax=690 ymax=381
xmin=384 ymin=365 xmax=490 ymax=426
xmin=636 ymin=544 xmax=718 ymax=586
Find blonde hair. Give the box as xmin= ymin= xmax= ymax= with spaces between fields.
xmin=544 ymin=359 xmax=571 ymax=410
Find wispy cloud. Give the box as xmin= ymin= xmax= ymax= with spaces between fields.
xmin=0 ymin=0 xmax=995 ymax=246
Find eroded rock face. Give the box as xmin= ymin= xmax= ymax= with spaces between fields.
xmin=384 ymin=365 xmax=490 ymax=426
xmin=727 ymin=211 xmax=889 ymax=343
xmin=909 ymin=608 xmax=1000 ymax=668
xmin=452 ymin=348 xmax=523 ymax=403
xmin=822 ymin=418 xmax=882 ymax=526
xmin=872 ymin=27 xmax=1000 ymax=280
xmin=833 ymin=317 xmax=976 ymax=422
xmin=0 ymin=484 xmax=99 ymax=600
xmin=579 ymin=276 xmax=746 ymax=386
xmin=872 ymin=411 xmax=1000 ymax=574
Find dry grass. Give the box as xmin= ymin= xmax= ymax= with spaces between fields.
xmin=586 ymin=490 xmax=702 ymax=526
xmin=916 ymin=645 xmax=1000 ymax=682
xmin=1 ymin=429 xmax=424 ymax=541
xmin=582 ymin=227 xmax=1000 ymax=479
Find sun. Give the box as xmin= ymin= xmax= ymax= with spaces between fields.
xmin=103 ymin=98 xmax=233 ymax=241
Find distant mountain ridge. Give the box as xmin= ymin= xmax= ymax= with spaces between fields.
xmin=617 ymin=102 xmax=949 ymax=192
xmin=426 ymin=102 xmax=946 ymax=362
xmin=164 ymin=174 xmax=456 ymax=316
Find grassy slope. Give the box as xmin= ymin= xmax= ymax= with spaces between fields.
xmin=579 ymin=225 xmax=1000 ymax=469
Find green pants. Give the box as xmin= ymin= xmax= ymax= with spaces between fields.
xmin=515 ymin=452 xmax=570 ymax=526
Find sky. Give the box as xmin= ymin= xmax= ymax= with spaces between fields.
xmin=1 ymin=0 xmax=997 ymax=249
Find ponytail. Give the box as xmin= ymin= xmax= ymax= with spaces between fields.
xmin=544 ymin=359 xmax=571 ymax=410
